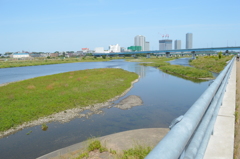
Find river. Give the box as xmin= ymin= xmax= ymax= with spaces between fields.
xmin=0 ymin=58 xmax=212 ymax=159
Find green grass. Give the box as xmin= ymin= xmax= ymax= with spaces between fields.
xmin=75 ymin=139 xmax=152 ymax=159
xmin=0 ymin=56 xmax=110 ymax=68
xmin=190 ymin=55 xmax=233 ymax=73
xmin=0 ymin=68 xmax=138 ymax=131
xmin=88 ymin=140 xmax=102 ymax=151
xmin=160 ymin=65 xmax=213 ymax=79
xmin=122 ymin=145 xmax=152 ymax=159
xmin=0 ymin=56 xmax=141 ymax=68
xmin=131 ymin=56 xmax=214 ymax=79
xmin=41 ymin=123 xmax=48 ymax=131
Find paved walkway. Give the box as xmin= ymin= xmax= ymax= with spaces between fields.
xmin=204 ymin=60 xmax=236 ymax=159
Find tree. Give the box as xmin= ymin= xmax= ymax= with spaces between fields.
xmin=218 ymin=52 xmax=222 ymax=59
xmin=102 ymin=55 xmax=106 ymax=59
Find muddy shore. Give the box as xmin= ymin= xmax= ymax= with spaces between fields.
xmin=0 ymin=77 xmax=141 ymax=138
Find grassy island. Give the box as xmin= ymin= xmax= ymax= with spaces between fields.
xmin=0 ymin=68 xmax=138 ymax=131
xmin=160 ymin=65 xmax=213 ymax=79
xmin=131 ymin=57 xmax=214 ymax=79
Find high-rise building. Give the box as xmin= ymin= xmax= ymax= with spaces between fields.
xmin=174 ymin=40 xmax=181 ymax=49
xmin=186 ymin=33 xmax=193 ymax=49
xmin=145 ymin=41 xmax=150 ymax=51
xmin=159 ymin=39 xmax=172 ymax=50
xmin=134 ymin=35 xmax=145 ymax=51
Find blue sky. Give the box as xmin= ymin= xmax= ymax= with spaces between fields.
xmin=0 ymin=0 xmax=239 ymax=53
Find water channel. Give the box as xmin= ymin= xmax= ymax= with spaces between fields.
xmin=0 ymin=58 xmax=213 ymax=159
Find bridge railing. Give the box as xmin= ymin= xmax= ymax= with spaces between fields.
xmin=145 ymin=57 xmax=235 ymax=159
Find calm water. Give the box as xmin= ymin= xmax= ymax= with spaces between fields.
xmin=0 ymin=59 xmax=212 ymax=159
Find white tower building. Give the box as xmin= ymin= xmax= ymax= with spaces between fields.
xmin=145 ymin=41 xmax=150 ymax=51
xmin=186 ymin=33 xmax=193 ymax=49
xmin=174 ymin=40 xmax=181 ymax=49
xmin=134 ymin=35 xmax=146 ymax=51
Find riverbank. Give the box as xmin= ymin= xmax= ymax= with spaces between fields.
xmin=130 ymin=57 xmax=214 ymax=80
xmin=0 ymin=68 xmax=140 ymax=138
xmin=190 ymin=55 xmax=233 ymax=73
xmin=37 ymin=128 xmax=169 ymax=159
xmin=0 ymin=57 xmax=110 ymax=68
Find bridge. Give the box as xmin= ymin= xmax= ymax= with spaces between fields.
xmin=93 ymin=46 xmax=240 ymax=58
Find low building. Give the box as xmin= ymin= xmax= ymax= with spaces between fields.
xmin=50 ymin=53 xmax=59 ymax=57
xmin=127 ymin=46 xmax=142 ymax=51
xmin=109 ymin=44 xmax=120 ymax=53
xmin=94 ymin=47 xmax=104 ymax=53
xmin=11 ymin=53 xmax=29 ymax=58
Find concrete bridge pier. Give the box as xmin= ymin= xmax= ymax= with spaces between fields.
xmin=166 ymin=52 xmax=170 ymax=58
xmin=146 ymin=53 xmax=150 ymax=58
xmin=191 ymin=51 xmax=196 ymax=59
xmin=131 ymin=54 xmax=137 ymax=58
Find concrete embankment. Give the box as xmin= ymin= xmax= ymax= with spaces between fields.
xmin=37 ymin=128 xmax=169 ymax=159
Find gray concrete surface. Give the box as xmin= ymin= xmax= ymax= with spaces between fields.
xmin=37 ymin=128 xmax=169 ymax=159
xmin=204 ymin=61 xmax=236 ymax=159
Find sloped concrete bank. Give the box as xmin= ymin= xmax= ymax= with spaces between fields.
xmin=37 ymin=128 xmax=169 ymax=159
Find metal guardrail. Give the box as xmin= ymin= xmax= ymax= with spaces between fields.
xmin=145 ymin=57 xmax=235 ymax=159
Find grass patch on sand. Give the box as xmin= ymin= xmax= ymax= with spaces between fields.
xmin=75 ymin=139 xmax=152 ymax=159
xmin=0 ymin=68 xmax=138 ymax=131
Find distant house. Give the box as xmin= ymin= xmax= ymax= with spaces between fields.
xmin=50 ymin=53 xmax=59 ymax=57
xmin=11 ymin=53 xmax=29 ymax=58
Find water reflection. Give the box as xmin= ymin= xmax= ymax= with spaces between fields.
xmin=168 ymin=58 xmax=192 ymax=67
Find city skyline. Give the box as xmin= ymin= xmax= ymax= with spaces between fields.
xmin=0 ymin=0 xmax=240 ymax=53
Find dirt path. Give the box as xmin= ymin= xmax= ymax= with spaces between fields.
xmin=235 ymin=60 xmax=240 ymax=159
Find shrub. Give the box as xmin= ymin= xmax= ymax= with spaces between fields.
xmin=122 ymin=145 xmax=152 ymax=159
xmin=88 ymin=140 xmax=101 ymax=151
